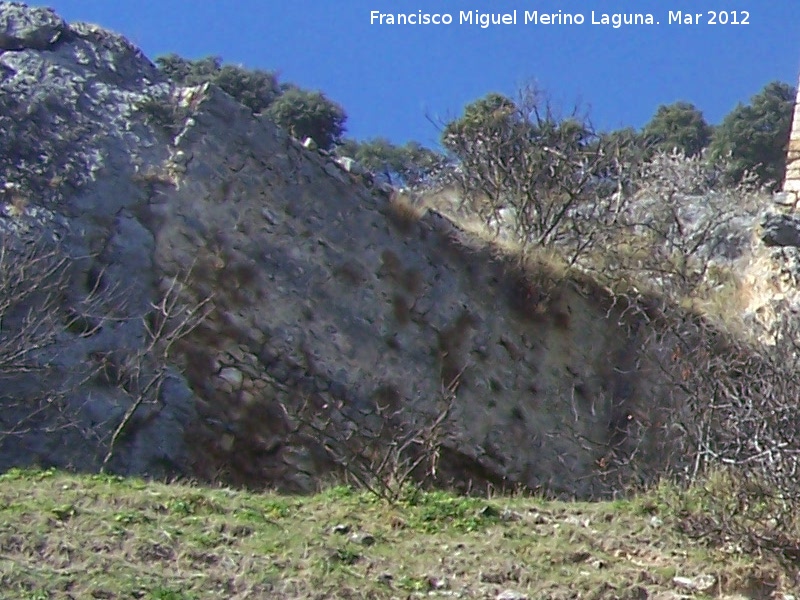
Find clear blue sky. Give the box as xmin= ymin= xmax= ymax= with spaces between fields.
xmin=44 ymin=0 xmax=800 ymax=148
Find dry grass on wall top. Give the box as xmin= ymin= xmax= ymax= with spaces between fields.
xmin=382 ymin=190 xmax=427 ymax=234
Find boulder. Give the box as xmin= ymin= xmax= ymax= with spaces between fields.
xmin=0 ymin=2 xmax=65 ymax=51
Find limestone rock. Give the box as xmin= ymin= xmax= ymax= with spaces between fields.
xmin=334 ymin=156 xmax=366 ymax=175
xmin=0 ymin=3 xmax=65 ymax=50
xmin=496 ymin=591 xmax=528 ymax=600
xmin=218 ymin=367 xmax=244 ymax=387
xmin=0 ymin=2 xmax=189 ymax=479
xmin=672 ymin=574 xmax=716 ymax=593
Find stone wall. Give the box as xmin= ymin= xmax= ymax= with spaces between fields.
xmin=783 ymin=74 xmax=800 ymax=205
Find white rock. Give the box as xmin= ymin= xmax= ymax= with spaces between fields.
xmin=673 ymin=574 xmax=716 ymax=592
xmin=218 ymin=367 xmax=243 ymax=387
xmin=496 ymin=591 xmax=528 ymax=600
xmin=334 ymin=156 xmax=365 ymax=175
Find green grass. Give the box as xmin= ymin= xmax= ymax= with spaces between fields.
xmin=0 ymin=468 xmax=791 ymax=599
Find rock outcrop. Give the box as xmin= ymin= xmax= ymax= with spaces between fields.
xmin=0 ymin=3 xmax=699 ymax=498
xmin=0 ymin=2 xmax=189 ymax=477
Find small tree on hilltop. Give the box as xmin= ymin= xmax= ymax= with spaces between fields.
xmin=708 ymin=80 xmax=795 ymax=190
xmin=267 ymin=87 xmax=347 ymax=150
xmin=642 ymin=101 xmax=712 ymax=158
xmin=156 ymin=54 xmax=281 ymax=114
xmin=156 ymin=54 xmax=348 ymax=150
xmin=339 ymin=138 xmax=447 ymax=188
xmin=441 ymin=84 xmax=625 ymax=261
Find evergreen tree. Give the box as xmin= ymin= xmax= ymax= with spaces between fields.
xmin=642 ymin=101 xmax=711 ymax=158
xmin=709 ymin=81 xmax=795 ymax=189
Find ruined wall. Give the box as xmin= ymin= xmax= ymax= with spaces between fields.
xmin=144 ymin=84 xmax=691 ymax=499
xmin=783 ymin=73 xmax=800 ymax=205
xmin=0 ymin=3 xmax=695 ymax=499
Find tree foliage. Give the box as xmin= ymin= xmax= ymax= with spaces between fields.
xmin=155 ymin=54 xmax=281 ymax=114
xmin=337 ymin=138 xmax=446 ymax=187
xmin=440 ymin=87 xmax=624 ymax=259
xmin=266 ymin=88 xmax=346 ymax=150
xmin=708 ymin=81 xmax=795 ymax=189
xmin=642 ymin=101 xmax=712 ymax=158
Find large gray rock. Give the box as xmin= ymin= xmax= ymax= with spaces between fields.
xmin=0 ymin=2 xmax=188 ymax=479
xmin=0 ymin=2 xmax=65 ymax=50
xmin=762 ymin=213 xmax=800 ymax=247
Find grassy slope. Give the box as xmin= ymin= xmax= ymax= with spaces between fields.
xmin=0 ymin=469 xmax=790 ymax=599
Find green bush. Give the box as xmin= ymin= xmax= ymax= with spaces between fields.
xmin=156 ymin=54 xmax=280 ymax=114
xmin=156 ymin=54 xmax=348 ymax=150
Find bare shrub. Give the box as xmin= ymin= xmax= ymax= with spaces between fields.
xmin=617 ymin=288 xmax=800 ymax=560
xmin=280 ymin=376 xmax=461 ymax=503
xmin=0 ymin=237 xmax=68 ymax=376
xmin=100 ymin=272 xmax=213 ymax=470
xmin=440 ymin=100 xmax=760 ymax=309
xmin=586 ymin=153 xmax=762 ymax=312
xmin=0 ymin=227 xmax=212 ymax=471
xmin=440 ymin=84 xmax=629 ymax=264
xmin=0 ymin=233 xmax=78 ymax=443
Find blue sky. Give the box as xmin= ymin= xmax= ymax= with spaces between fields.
xmin=44 ymin=1 xmax=800 ymax=148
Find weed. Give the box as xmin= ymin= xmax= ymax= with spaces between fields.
xmin=402 ymin=489 xmax=499 ymax=533
xmin=0 ymin=467 xmax=56 ymax=482
xmin=331 ymin=546 xmax=361 ymax=565
xmin=134 ymin=95 xmax=188 ymax=136
xmin=396 ymin=575 xmax=429 ymax=592
xmin=384 ymin=192 xmax=425 ymax=233
xmin=114 ymin=510 xmax=152 ymax=525
xmin=150 ymin=588 xmax=197 ymax=600
xmin=318 ymin=485 xmax=356 ymax=501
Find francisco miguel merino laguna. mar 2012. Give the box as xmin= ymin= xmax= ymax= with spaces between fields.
xmin=369 ymin=10 xmax=660 ymax=28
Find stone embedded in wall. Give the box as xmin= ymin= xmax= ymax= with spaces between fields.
xmin=762 ymin=213 xmax=800 ymax=247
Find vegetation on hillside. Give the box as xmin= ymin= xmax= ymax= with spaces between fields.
xmin=156 ymin=54 xmax=282 ymax=115
xmin=156 ymin=54 xmax=347 ymax=150
xmin=708 ymin=81 xmax=796 ymax=189
xmin=438 ymin=86 xmax=624 ymax=260
xmin=336 ymin=138 xmax=447 ymax=188
xmin=154 ymin=53 xmax=795 ymax=190
xmin=1 ymin=468 xmax=797 ymax=599
xmin=641 ymin=101 xmax=712 ymax=158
